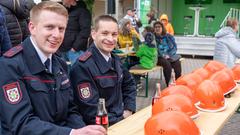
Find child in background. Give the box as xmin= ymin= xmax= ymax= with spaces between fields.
xmin=131 ymin=26 xmax=158 ymax=90
xmin=136 ymin=26 xmax=158 ymax=69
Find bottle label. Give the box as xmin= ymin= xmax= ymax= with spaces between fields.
xmin=96 ymin=116 xmax=101 ymax=125
xmin=96 ymin=116 xmax=108 ymax=125
xmin=102 ymin=116 xmax=108 ymax=125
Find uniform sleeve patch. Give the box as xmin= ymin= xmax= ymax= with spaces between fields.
xmin=3 ymin=45 xmax=23 ymax=57
xmin=79 ymin=51 xmax=92 ymax=62
xmin=3 ymin=82 xmax=22 ymax=104
xmin=77 ymin=83 xmax=92 ymax=99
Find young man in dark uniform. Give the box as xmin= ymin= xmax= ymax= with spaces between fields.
xmin=70 ymin=15 xmax=137 ymax=126
xmin=0 ymin=1 xmax=106 ymax=135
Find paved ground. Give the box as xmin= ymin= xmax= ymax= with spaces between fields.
xmin=135 ymin=57 xmax=240 ymax=135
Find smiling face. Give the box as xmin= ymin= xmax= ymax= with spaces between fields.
xmin=91 ymin=20 xmax=118 ymax=55
xmin=29 ymin=10 xmax=67 ymax=56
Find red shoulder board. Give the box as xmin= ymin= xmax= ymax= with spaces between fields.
xmin=3 ymin=45 xmax=23 ymax=58
xmin=79 ymin=51 xmax=92 ymax=62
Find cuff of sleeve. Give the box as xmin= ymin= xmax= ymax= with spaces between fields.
xmin=124 ymin=103 xmax=136 ymax=113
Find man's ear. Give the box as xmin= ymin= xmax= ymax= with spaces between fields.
xmin=28 ymin=21 xmax=35 ymax=35
xmin=91 ymin=29 xmax=96 ymax=40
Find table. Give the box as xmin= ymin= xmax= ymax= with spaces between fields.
xmin=108 ymin=87 xmax=240 ymax=135
xmin=189 ymin=6 xmax=206 ymax=37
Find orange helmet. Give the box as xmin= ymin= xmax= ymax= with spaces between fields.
xmin=145 ymin=111 xmax=201 ymax=135
xmin=176 ymin=73 xmax=202 ymax=104
xmin=210 ymin=69 xmax=236 ymax=95
xmin=195 ymin=80 xmax=226 ymax=112
xmin=161 ymin=85 xmax=197 ymax=105
xmin=232 ymin=65 xmax=240 ymax=82
xmin=152 ymin=94 xmax=199 ymax=119
xmin=193 ymin=68 xmax=211 ymax=80
xmin=204 ymin=60 xmax=226 ymax=74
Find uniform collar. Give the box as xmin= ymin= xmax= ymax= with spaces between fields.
xmin=30 ymin=36 xmax=52 ymax=72
xmin=94 ymin=43 xmax=111 ymax=62
xmin=91 ymin=44 xmax=113 ymax=73
xmin=22 ymin=37 xmax=60 ymax=75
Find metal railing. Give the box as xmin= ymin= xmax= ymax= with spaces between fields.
xmin=220 ymin=8 xmax=240 ymax=37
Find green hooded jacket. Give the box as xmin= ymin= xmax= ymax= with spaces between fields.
xmin=136 ymin=44 xmax=157 ymax=69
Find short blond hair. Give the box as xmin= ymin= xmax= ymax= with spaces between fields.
xmin=226 ymin=18 xmax=238 ymax=29
xmin=30 ymin=1 xmax=68 ymax=22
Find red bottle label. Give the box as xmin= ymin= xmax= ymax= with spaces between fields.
xmin=102 ymin=116 xmax=108 ymax=124
xmin=96 ymin=116 xmax=101 ymax=125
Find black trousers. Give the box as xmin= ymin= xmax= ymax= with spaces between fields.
xmin=157 ymin=57 xmax=182 ymax=86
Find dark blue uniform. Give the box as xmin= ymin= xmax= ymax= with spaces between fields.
xmin=0 ymin=37 xmax=85 ymax=135
xmin=70 ymin=44 xmax=136 ymax=126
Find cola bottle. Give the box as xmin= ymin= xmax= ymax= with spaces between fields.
xmin=152 ymin=83 xmax=161 ymax=105
xmin=96 ymin=98 xmax=108 ymax=130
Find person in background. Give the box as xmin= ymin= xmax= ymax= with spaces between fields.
xmin=59 ymin=0 xmax=92 ymax=65
xmin=154 ymin=21 xmax=181 ymax=86
xmin=70 ymin=15 xmax=136 ymax=126
xmin=135 ymin=26 xmax=157 ymax=70
xmin=0 ymin=2 xmax=106 ymax=135
xmin=146 ymin=10 xmax=157 ymax=26
xmin=118 ymin=18 xmax=140 ymax=48
xmin=214 ymin=18 xmax=240 ymax=68
xmin=123 ymin=8 xmax=141 ymax=33
xmin=0 ymin=9 xmax=11 ymax=56
xmin=159 ymin=13 xmax=174 ymax=35
xmin=0 ymin=0 xmax=35 ymax=46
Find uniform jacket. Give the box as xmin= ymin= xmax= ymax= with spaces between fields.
xmin=0 ymin=9 xmax=11 ymax=56
xmin=59 ymin=1 xmax=91 ymax=52
xmin=214 ymin=27 xmax=240 ymax=68
xmin=159 ymin=14 xmax=174 ymax=35
xmin=70 ymin=44 xmax=136 ymax=125
xmin=0 ymin=0 xmax=35 ymax=46
xmin=0 ymin=37 xmax=85 ymax=135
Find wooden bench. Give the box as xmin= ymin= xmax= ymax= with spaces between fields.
xmin=129 ymin=58 xmax=185 ymax=97
xmin=129 ymin=66 xmax=163 ymax=97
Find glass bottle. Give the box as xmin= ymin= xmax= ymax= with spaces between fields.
xmin=96 ymin=98 xmax=108 ymax=130
xmin=152 ymin=83 xmax=161 ymax=105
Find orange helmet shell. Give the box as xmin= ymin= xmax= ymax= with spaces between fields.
xmin=232 ymin=65 xmax=240 ymax=82
xmin=145 ymin=111 xmax=201 ymax=135
xmin=195 ymin=80 xmax=226 ymax=112
xmin=204 ymin=60 xmax=226 ymax=74
xmin=193 ymin=68 xmax=211 ymax=80
xmin=152 ymin=94 xmax=199 ymax=119
xmin=210 ymin=69 xmax=236 ymax=95
xmin=161 ymin=85 xmax=197 ymax=104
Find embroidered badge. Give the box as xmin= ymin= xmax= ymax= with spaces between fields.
xmin=3 ymin=82 xmax=22 ymax=104
xmin=77 ymin=83 xmax=91 ymax=99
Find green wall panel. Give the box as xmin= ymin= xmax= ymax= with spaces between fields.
xmin=172 ymin=0 xmax=240 ymax=35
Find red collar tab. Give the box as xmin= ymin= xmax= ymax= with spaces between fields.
xmin=3 ymin=45 xmax=23 ymax=58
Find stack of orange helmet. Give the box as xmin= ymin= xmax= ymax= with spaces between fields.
xmin=232 ymin=65 xmax=240 ymax=83
xmin=160 ymin=85 xmax=197 ymax=105
xmin=195 ymin=80 xmax=226 ymax=112
xmin=210 ymin=68 xmax=236 ymax=95
xmin=152 ymin=94 xmax=199 ymax=119
xmin=145 ymin=111 xmax=201 ymax=135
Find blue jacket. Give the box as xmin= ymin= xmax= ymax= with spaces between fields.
xmin=0 ymin=9 xmax=11 ymax=56
xmin=70 ymin=44 xmax=136 ymax=125
xmin=214 ymin=27 xmax=240 ymax=68
xmin=155 ymin=33 xmax=180 ymax=61
xmin=0 ymin=37 xmax=85 ymax=135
